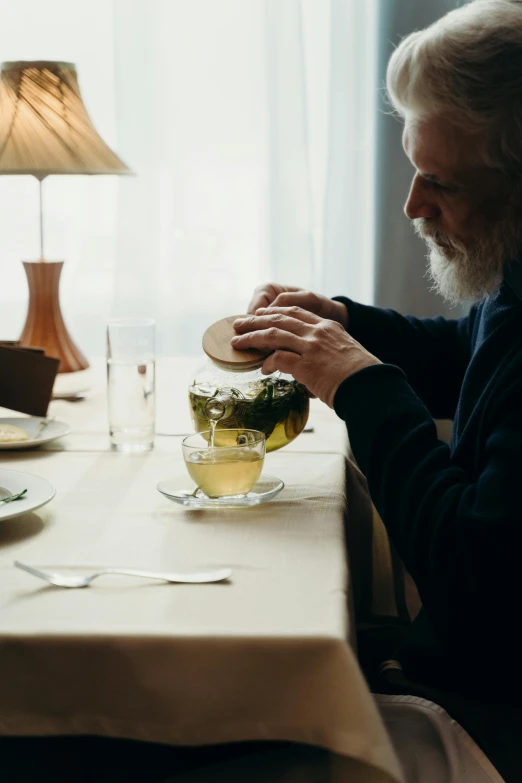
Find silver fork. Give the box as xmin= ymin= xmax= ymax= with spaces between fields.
xmin=14 ymin=560 xmax=232 ymax=588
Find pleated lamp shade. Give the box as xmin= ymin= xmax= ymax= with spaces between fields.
xmin=0 ymin=61 xmax=131 ymax=374
xmin=0 ymin=61 xmax=130 ymax=177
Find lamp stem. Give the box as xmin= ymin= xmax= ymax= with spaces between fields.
xmin=39 ymin=178 xmax=44 ymax=261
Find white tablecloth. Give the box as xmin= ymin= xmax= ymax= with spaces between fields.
xmin=0 ymin=358 xmax=403 ymax=783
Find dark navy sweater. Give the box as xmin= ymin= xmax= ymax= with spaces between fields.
xmin=334 ymin=264 xmax=522 ymax=699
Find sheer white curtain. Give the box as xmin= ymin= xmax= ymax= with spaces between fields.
xmin=0 ymin=0 xmax=377 ymax=356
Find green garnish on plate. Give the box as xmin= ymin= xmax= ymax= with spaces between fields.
xmin=0 ymin=488 xmax=28 ymax=504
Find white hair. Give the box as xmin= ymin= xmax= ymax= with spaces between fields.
xmin=386 ymin=0 xmax=522 ymax=173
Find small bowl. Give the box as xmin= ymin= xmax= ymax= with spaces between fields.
xmin=182 ymin=429 xmax=265 ymax=499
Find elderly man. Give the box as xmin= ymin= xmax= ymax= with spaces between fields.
xmin=232 ymin=0 xmax=522 ymax=779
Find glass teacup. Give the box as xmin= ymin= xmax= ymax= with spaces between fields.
xmin=182 ymin=429 xmax=265 ymax=499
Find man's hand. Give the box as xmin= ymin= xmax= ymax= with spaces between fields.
xmin=247 ymin=283 xmax=349 ymax=329
xmin=232 ymin=307 xmax=380 ymax=408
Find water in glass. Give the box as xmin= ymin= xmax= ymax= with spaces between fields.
xmin=107 ymin=359 xmax=155 ymax=451
xmin=107 ymin=318 xmax=156 ymax=452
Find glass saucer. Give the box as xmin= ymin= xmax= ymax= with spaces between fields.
xmin=156 ymin=475 xmax=284 ymax=509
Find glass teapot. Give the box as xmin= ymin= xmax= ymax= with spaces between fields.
xmin=188 ymin=361 xmax=309 ymax=452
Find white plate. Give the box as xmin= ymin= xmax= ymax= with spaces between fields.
xmin=157 ymin=475 xmax=284 ymax=509
xmin=0 ymin=468 xmax=56 ymax=521
xmin=0 ymin=417 xmax=71 ymax=450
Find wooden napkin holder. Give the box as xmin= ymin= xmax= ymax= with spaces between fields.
xmin=0 ymin=341 xmax=60 ymax=416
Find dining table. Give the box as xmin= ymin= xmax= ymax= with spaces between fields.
xmin=0 ymin=357 xmax=406 ymax=783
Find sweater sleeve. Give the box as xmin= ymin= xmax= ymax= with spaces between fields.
xmin=334 ymin=362 xmax=522 ymax=669
xmin=333 ymin=296 xmax=474 ymax=420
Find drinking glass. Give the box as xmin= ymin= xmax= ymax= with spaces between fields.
xmin=182 ymin=429 xmax=265 ymax=498
xmin=106 ymin=318 xmax=156 ymax=452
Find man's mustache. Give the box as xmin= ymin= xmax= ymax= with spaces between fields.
xmin=413 ymin=218 xmax=454 ymax=250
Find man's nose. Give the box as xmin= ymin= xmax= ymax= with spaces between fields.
xmin=404 ymin=174 xmax=440 ymax=220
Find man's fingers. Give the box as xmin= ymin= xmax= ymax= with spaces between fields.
xmin=261 ymin=352 xmax=315 ymax=398
xmin=261 ymin=350 xmax=301 ymax=377
xmin=247 ymin=291 xmax=274 ymax=314
xmin=231 ymin=327 xmax=304 ymax=354
xmin=233 ymin=313 xmax=314 ymax=336
xmin=271 ymin=290 xmax=320 ymax=313
xmin=254 ymin=306 xmax=321 ymax=325
xmin=247 ymin=284 xmax=302 ymax=314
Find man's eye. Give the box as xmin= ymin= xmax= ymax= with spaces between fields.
xmin=432 ymin=181 xmax=457 ymax=194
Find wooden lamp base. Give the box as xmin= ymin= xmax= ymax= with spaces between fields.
xmin=19 ymin=260 xmax=89 ymax=374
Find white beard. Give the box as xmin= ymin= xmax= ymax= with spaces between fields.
xmin=427 ymin=242 xmax=502 ymax=305
xmin=414 ymin=216 xmax=522 ymax=305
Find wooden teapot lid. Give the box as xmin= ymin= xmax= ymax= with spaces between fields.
xmin=202 ymin=315 xmax=270 ymax=371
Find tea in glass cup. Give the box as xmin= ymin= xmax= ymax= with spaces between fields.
xmin=182 ymin=429 xmax=265 ymax=498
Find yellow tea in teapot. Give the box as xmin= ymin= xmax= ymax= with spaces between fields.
xmin=189 ymin=376 xmax=309 ymax=453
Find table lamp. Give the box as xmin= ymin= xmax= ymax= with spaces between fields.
xmin=0 ymin=61 xmax=131 ymax=373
